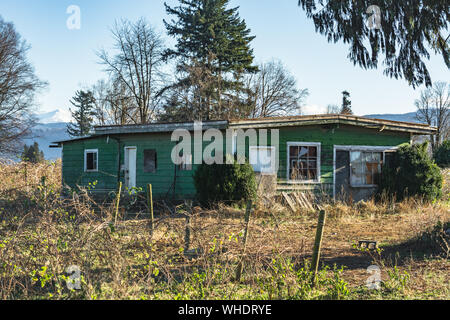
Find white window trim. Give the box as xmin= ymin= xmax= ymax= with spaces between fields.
xmin=333 ymin=145 xmax=399 ymax=198
xmin=286 ymin=142 xmax=321 ymax=184
xmin=249 ymin=146 xmax=276 ymax=174
xmin=84 ymin=149 xmax=98 ymax=172
xmin=349 ymin=151 xmax=383 ymax=188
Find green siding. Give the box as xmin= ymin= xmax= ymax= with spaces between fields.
xmin=61 ymin=124 xmax=411 ymax=199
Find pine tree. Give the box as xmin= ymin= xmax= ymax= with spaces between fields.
xmin=67 ymin=90 xmax=96 ymax=137
xmin=340 ymin=90 xmax=353 ymax=115
xmin=164 ymin=0 xmax=257 ymax=120
xmin=21 ymin=142 xmax=44 ymax=163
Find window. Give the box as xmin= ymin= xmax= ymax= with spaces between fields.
xmin=350 ymin=151 xmax=382 ymax=186
xmin=287 ymin=143 xmax=320 ymax=182
xmin=143 ymin=149 xmax=157 ymax=173
xmin=84 ymin=149 xmax=98 ymax=172
xmin=249 ymin=146 xmax=276 ymax=174
xmin=178 ymin=153 xmax=192 ymax=171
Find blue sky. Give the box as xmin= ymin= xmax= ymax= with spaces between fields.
xmin=0 ymin=0 xmax=448 ymax=119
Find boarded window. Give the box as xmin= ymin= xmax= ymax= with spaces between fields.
xmin=350 ymin=152 xmax=382 ymax=186
xmin=288 ymin=145 xmax=319 ymax=181
xmin=85 ymin=150 xmax=98 ymax=172
xmin=144 ymin=149 xmax=157 ymax=173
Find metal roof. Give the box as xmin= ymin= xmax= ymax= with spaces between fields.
xmin=51 ymin=115 xmax=436 ymax=146
xmin=93 ymin=120 xmax=228 ymax=135
xmin=229 ymin=114 xmax=437 ymax=135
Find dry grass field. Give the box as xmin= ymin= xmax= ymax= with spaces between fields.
xmin=0 ymin=161 xmax=448 ymax=300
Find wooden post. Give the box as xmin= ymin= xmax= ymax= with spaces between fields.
xmin=184 ymin=214 xmax=191 ymax=253
xmin=311 ymin=210 xmax=326 ymax=287
xmin=147 ymin=184 xmax=154 ymax=234
xmin=235 ymin=200 xmax=253 ymax=282
xmin=114 ymin=182 xmax=122 ymax=226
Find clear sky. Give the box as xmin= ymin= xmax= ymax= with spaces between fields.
xmin=0 ymin=0 xmax=448 ymax=118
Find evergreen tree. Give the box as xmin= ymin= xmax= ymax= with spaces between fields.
xmin=340 ymin=90 xmax=353 ymax=115
xmin=67 ymin=90 xmax=96 ymax=137
xmin=21 ymin=142 xmax=44 ymax=163
xmin=163 ymin=0 xmax=257 ymax=120
xmin=298 ymin=1 xmax=450 ymax=88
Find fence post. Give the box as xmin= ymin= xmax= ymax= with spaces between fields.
xmin=311 ymin=210 xmax=326 ymax=287
xmin=184 ymin=213 xmax=191 ymax=253
xmin=114 ymin=181 xmax=122 ymax=226
xmin=235 ymin=200 xmax=253 ymax=282
xmin=147 ymin=184 xmax=154 ymax=234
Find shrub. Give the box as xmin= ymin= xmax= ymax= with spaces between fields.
xmin=193 ymin=158 xmax=257 ymax=207
xmin=434 ymin=140 xmax=450 ymax=168
xmin=379 ymin=142 xmax=443 ymax=201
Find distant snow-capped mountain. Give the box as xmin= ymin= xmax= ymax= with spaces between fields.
xmin=37 ymin=108 xmax=72 ymax=124
xmin=21 ymin=109 xmax=72 ymax=160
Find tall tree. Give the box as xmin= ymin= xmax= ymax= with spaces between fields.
xmin=67 ymin=90 xmax=96 ymax=137
xmin=415 ymin=81 xmax=449 ymax=152
xmin=246 ymin=60 xmax=309 ymax=118
xmin=340 ymin=90 xmax=353 ymax=115
xmin=91 ymin=78 xmax=135 ymax=126
xmin=297 ymin=0 xmax=450 ymax=88
xmin=164 ymin=0 xmax=258 ymax=120
xmin=0 ymin=16 xmax=46 ymax=155
xmin=98 ymin=18 xmax=167 ymax=124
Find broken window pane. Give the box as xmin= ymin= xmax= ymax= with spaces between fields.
xmin=350 ymin=151 xmax=382 ymax=186
xmin=289 ymin=145 xmax=319 ymax=181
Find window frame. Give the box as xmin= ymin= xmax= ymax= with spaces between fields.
xmin=332 ymin=145 xmax=399 ymax=199
xmin=84 ymin=149 xmax=98 ymax=172
xmin=143 ymin=149 xmax=157 ymax=174
xmin=249 ymin=146 xmax=276 ymax=174
xmin=349 ymin=151 xmax=383 ymax=188
xmin=286 ymin=142 xmax=321 ymax=184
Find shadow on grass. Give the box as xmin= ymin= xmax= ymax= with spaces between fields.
xmin=380 ymin=221 xmax=449 ymax=265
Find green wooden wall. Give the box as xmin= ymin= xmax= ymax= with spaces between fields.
xmin=61 ymin=124 xmax=411 ymax=198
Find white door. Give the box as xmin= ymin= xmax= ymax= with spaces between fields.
xmin=125 ymin=147 xmax=137 ymax=189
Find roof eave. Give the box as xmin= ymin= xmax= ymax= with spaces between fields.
xmin=229 ymin=116 xmax=437 ymax=135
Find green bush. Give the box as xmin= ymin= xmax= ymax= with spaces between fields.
xmin=379 ymin=142 xmax=443 ymax=201
xmin=434 ymin=140 xmax=450 ymax=168
xmin=193 ymin=159 xmax=257 ymax=207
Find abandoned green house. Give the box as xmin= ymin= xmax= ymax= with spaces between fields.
xmin=51 ymin=114 xmax=436 ymax=202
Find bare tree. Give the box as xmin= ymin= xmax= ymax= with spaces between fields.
xmin=326 ymin=104 xmax=341 ymax=114
xmin=246 ymin=60 xmax=308 ymax=118
xmin=91 ymin=78 xmax=135 ymax=126
xmin=0 ymin=16 xmax=46 ymax=155
xmin=415 ymin=81 xmax=450 ymax=151
xmin=97 ymin=18 xmax=167 ymax=124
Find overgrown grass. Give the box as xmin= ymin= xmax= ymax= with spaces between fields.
xmin=0 ymin=161 xmax=448 ymax=300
